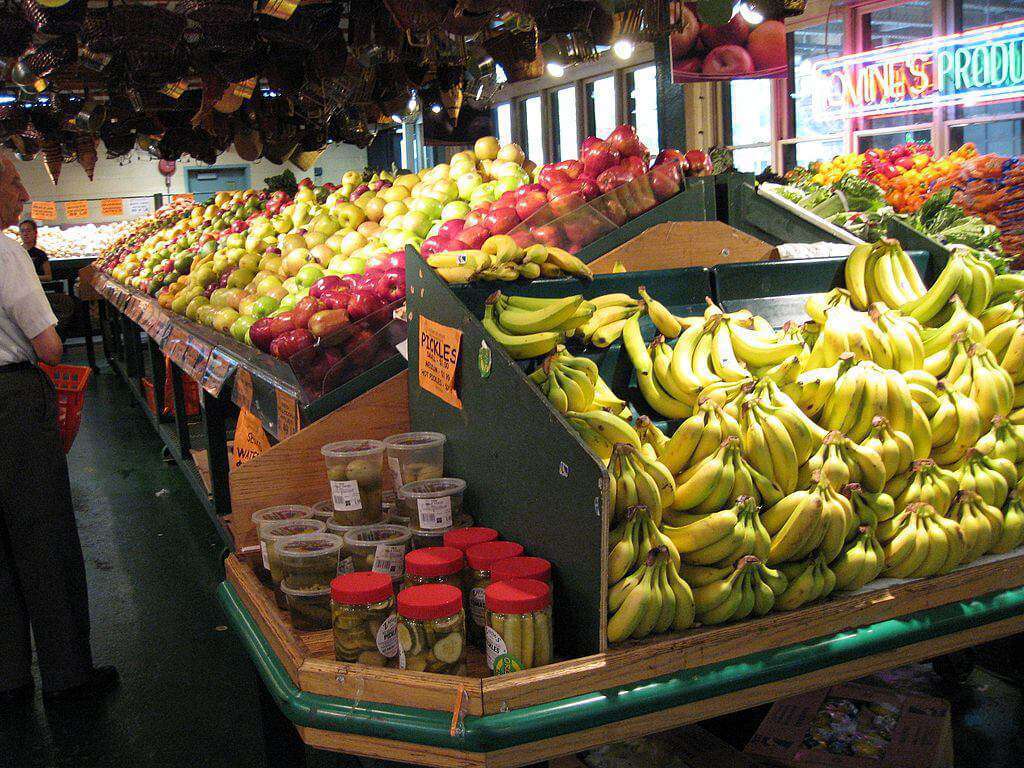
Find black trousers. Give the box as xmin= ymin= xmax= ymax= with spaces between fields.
xmin=0 ymin=364 xmax=93 ymax=692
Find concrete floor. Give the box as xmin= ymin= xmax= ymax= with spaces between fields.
xmin=1 ymin=353 xmax=1023 ymax=767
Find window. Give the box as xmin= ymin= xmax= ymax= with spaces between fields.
xmin=790 ymin=22 xmax=845 ymax=138
xmin=495 ymin=102 xmax=512 ymax=146
xmin=626 ymin=65 xmax=659 ymax=154
xmin=551 ymin=86 xmax=578 ymax=161
xmin=727 ymin=79 xmax=773 ymax=172
xmin=857 ymin=128 xmax=933 ymax=153
xmin=950 ymin=122 xmax=1024 ymax=157
xmin=863 ymin=2 xmax=935 ymax=129
xmin=586 ymin=76 xmax=617 ymax=139
xmin=520 ymin=95 xmax=545 ymax=164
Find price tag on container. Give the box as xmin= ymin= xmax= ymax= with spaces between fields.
xmin=64 ymin=200 xmax=89 ymax=219
xmin=232 ymin=366 xmax=254 ymax=412
xmin=275 ymin=388 xmax=300 ymax=439
xmin=201 ymin=348 xmax=236 ymax=396
xmin=30 ymin=201 xmax=57 ymax=221
xmin=417 ymin=316 xmax=462 ymax=409
xmin=100 ymin=198 xmax=125 ymax=217
xmin=127 ymin=197 xmax=154 ymax=217
xmin=180 ymin=337 xmax=212 ymax=382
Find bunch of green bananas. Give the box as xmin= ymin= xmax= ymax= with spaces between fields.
xmin=605 ymin=444 xmax=674 ymax=527
xmin=575 ymin=293 xmax=643 ymax=348
xmin=928 ymin=383 xmax=983 ymax=466
xmin=992 ymin=491 xmax=1024 ymax=554
xmin=953 ymin=448 xmax=1016 ymax=509
xmin=568 ymin=409 xmax=642 ymax=465
xmin=669 ymin=436 xmax=783 ymax=516
xmin=922 ymin=297 xmax=984 ymax=376
xmin=887 ymin=458 xmax=958 ymax=517
xmin=832 ymin=526 xmax=886 ymax=592
xmin=606 ymin=545 xmax=695 ymax=643
xmin=762 ymin=475 xmax=855 ymax=564
xmin=608 ymin=505 xmax=679 ymax=584
xmin=879 ymin=502 xmax=965 ymax=579
xmin=844 ymin=239 xmax=927 ymax=312
xmin=689 ymin=555 xmax=788 ymax=625
xmin=430 ymin=237 xmax=594 ymax=284
xmin=482 ymin=292 xmax=592 ymax=359
xmin=861 ymin=416 xmax=916 ymax=483
xmin=622 ymin=311 xmax=693 ymax=419
xmin=843 ymin=482 xmax=896 ymax=530
xmin=976 ymin=415 xmax=1024 ymax=468
xmin=659 ymin=398 xmax=742 ymax=476
xmin=663 ymin=496 xmax=769 ymax=566
xmin=798 ymin=430 xmax=887 ymax=493
xmin=775 ymin=554 xmax=836 ymax=611
xmin=948 ymin=489 xmax=1004 ymax=564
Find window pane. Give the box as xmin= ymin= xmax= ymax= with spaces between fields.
xmin=866 ymin=1 xmax=933 ymax=50
xmin=729 ymin=79 xmax=772 ymax=146
xmin=733 ymin=146 xmax=772 ymax=173
xmin=398 ymin=124 xmax=408 ymax=170
xmin=857 ymin=129 xmax=932 ymax=153
xmin=955 ymin=0 xmax=1024 ymax=118
xmin=627 ymin=65 xmax=659 ymax=154
xmin=523 ymin=95 xmax=544 ymax=164
xmin=586 ymin=76 xmax=617 ymax=140
xmin=551 ymin=87 xmax=578 ymax=161
xmin=951 ymin=121 xmax=1024 ymax=156
xmin=495 ymin=102 xmax=512 ymax=146
xmin=784 ymin=139 xmax=845 ymax=170
xmin=791 ymin=21 xmax=846 ymax=137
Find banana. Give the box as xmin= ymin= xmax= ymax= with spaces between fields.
xmin=992 ymin=274 xmax=1024 ymax=304
xmin=844 ymin=243 xmax=874 ymax=309
xmin=902 ymin=251 xmax=967 ymax=325
xmin=577 ymin=305 xmax=640 ymax=343
xmin=427 ymin=250 xmax=492 ymax=271
xmin=883 ymin=506 xmax=931 ymax=578
xmin=832 ymin=526 xmax=884 ymax=591
xmin=669 ymin=437 xmax=737 ymax=514
xmin=663 ymin=507 xmax=739 ymax=560
xmin=693 ymin=561 xmax=749 ymax=625
xmin=765 ymin=490 xmax=825 ymax=565
xmin=862 ymin=416 xmax=915 ymax=482
xmin=544 ymin=247 xmax=594 ymax=280
xmin=955 ymin=448 xmax=1016 ymax=509
xmin=483 ymin=301 xmax=563 ymax=359
xmin=843 ymin=482 xmax=896 ymax=529
xmin=775 ymin=556 xmax=829 ymax=611
xmin=608 ymin=508 xmax=641 ymax=583
xmin=709 ymin=317 xmax=751 ymax=382
xmin=622 ymin=313 xmax=692 ymax=419
xmin=591 ymin=316 xmax=635 ymax=348
xmin=949 ymin=490 xmax=1003 ymax=563
xmin=638 ymin=286 xmax=682 ymax=339
xmin=930 ymin=384 xmax=983 ymax=467
xmin=588 ymin=293 xmax=640 ymax=310
xmin=992 ymin=492 xmax=1024 ymax=554
xmin=607 ymin=560 xmax=651 ymax=643
xmin=651 ymin=336 xmax=698 ymax=404
xmin=568 ymin=409 xmax=641 ymax=450
xmin=727 ymin=320 xmax=805 ymax=369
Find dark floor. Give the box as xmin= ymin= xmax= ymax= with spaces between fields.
xmin=1 ymin=348 xmax=1023 ymax=767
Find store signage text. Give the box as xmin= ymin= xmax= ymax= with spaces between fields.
xmin=813 ymin=18 xmax=1024 ymax=119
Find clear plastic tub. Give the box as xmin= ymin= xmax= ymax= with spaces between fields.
xmin=383 ymin=432 xmax=445 ymax=489
xmin=277 ymin=533 xmax=344 ymax=590
xmin=251 ymin=505 xmax=316 ymax=581
xmin=343 ymin=524 xmax=413 ymax=582
xmin=326 ymin=521 xmax=367 ymax=576
xmin=331 ymin=571 xmax=398 ymax=666
xmin=397 ymin=584 xmax=466 ymax=675
xmin=321 ymin=440 xmax=385 ymax=526
xmin=398 ymin=478 xmax=466 ymax=532
xmin=403 ymin=546 xmax=464 ymax=590
xmin=280 ymin=580 xmax=332 ymax=631
xmin=259 ymin=518 xmax=327 ymax=586
xmin=484 ymin=578 xmax=553 ymax=673
xmin=311 ymin=499 xmax=336 ymax=524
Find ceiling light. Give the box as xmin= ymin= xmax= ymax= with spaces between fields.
xmin=430 ymin=103 xmax=442 ymax=114
xmin=407 ymin=95 xmax=417 ymax=112
xmin=390 ymin=113 xmax=402 ymax=123
xmin=736 ymin=3 xmax=764 ymax=24
xmin=612 ymin=39 xmax=635 ymax=60
xmin=546 ymin=61 xmax=565 ymax=78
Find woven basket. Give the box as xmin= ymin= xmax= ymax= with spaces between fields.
xmin=20 ymin=0 xmax=86 ymax=35
xmin=179 ymin=0 xmax=255 ymax=55
xmin=0 ymin=0 xmax=32 ymax=57
xmin=483 ymin=27 xmax=543 ymax=83
xmin=40 ymin=137 xmax=62 ymax=185
xmin=233 ymin=127 xmax=262 ymax=161
xmin=256 ymin=2 xmax=343 ymax=51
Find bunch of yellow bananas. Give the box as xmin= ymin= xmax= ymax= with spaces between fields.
xmin=831 ymin=525 xmax=886 ymax=592
xmin=690 ymin=555 xmax=788 ymax=624
xmin=878 ymin=502 xmax=965 ymax=579
xmin=606 ymin=544 xmax=694 ymax=643
xmin=953 ymin=448 xmax=1016 ymax=509
xmin=430 ymin=235 xmax=593 ymax=284
xmin=948 ymin=490 xmax=1005 ymax=564
xmin=775 ymin=554 xmax=836 ymax=611
xmin=663 ymin=496 xmax=770 ymax=566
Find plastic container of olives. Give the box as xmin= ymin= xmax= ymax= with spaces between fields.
xmin=331 ymin=571 xmax=398 ymax=666
xmin=403 ymin=546 xmax=464 ymax=591
xmin=464 ymin=540 xmax=524 ymax=647
xmin=251 ymin=505 xmax=316 ymax=582
xmin=280 ymin=580 xmax=332 ymax=631
xmin=343 ymin=524 xmax=413 ymax=582
xmin=397 ymin=584 xmax=466 ymax=675
xmin=326 ymin=521 xmax=366 ymax=575
xmin=398 ymin=478 xmax=466 ymax=532
xmin=311 ymin=500 xmax=336 ymax=525
xmin=277 ymin=533 xmax=344 ymax=590
xmin=410 ymin=515 xmax=475 ymax=551
xmin=484 ymin=578 xmax=553 ymax=674
xmin=383 ymin=432 xmax=445 ymax=490
xmin=321 ymin=440 xmax=385 ymax=526
xmin=490 ymin=556 xmax=552 ymax=586
xmin=260 ymin=518 xmax=327 ymax=587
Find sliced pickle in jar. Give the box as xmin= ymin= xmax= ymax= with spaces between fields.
xmin=357 ymin=650 xmax=388 ymax=667
xmin=433 ymin=631 xmax=464 ymax=665
xmin=398 ymin=622 xmax=426 ymax=656
xmin=533 ymin=611 xmax=552 ymax=667
xmin=403 ymin=654 xmax=427 ymax=672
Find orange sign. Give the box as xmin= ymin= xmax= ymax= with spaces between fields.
xmin=30 ymin=201 xmax=57 ymax=220
xmin=172 ymin=193 xmax=194 ymax=204
xmin=233 ymin=367 xmax=253 ymax=411
xmin=64 ymin=200 xmax=89 ymax=219
xmin=418 ymin=316 xmax=462 ymax=409
xmin=100 ymin=198 xmax=125 ymax=217
xmin=232 ymin=408 xmax=270 ymax=468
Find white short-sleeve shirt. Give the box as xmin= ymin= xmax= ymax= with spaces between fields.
xmin=0 ymin=233 xmax=57 ymax=364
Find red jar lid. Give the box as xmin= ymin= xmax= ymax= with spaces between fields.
xmin=405 ymin=546 xmax=464 ymax=578
xmin=465 ymin=540 xmax=523 ymax=571
xmin=331 ymin=571 xmax=394 ymax=605
xmin=397 ymin=584 xmax=463 ymax=621
xmin=443 ymin=526 xmax=499 ymax=552
xmin=490 ymin=556 xmax=551 ymax=584
xmin=485 ymin=578 xmax=551 ymax=614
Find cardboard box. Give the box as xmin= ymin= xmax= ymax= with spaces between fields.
xmin=745 ymin=682 xmax=952 ymax=768
xmin=588 ymin=221 xmax=776 ymax=274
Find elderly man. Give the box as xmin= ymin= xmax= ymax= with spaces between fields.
xmin=0 ymin=153 xmax=116 ymax=705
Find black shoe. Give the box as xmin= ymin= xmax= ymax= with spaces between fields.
xmin=0 ymin=681 xmax=34 ymax=707
xmin=43 ymin=666 xmax=119 ymax=703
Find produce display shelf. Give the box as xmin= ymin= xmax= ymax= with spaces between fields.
xmin=219 ymin=550 xmax=1024 ymax=768
xmin=887 ymin=218 xmax=952 ymax=270
xmin=728 ymin=181 xmax=861 ymax=246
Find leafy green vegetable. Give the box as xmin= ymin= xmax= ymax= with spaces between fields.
xmin=264 ymin=168 xmax=298 ymax=197
xmin=808 ymin=174 xmax=886 ymax=218
xmin=916 ymin=188 xmax=954 ymax=229
xmin=938 ymin=218 xmax=1002 ymax=250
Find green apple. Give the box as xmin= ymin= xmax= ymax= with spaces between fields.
xmin=327 ymin=255 xmax=365 ymax=275
xmin=441 ymin=201 xmax=470 ymax=220
xmin=290 ymin=202 xmax=311 ymax=228
xmin=303 ymin=231 xmax=327 ymax=248
xmin=191 ymin=263 xmax=216 ymax=287
xmin=409 ymin=197 xmax=441 ymax=219
xmin=296 ymin=264 xmax=324 ymax=288
xmin=469 ymin=182 xmax=498 ymax=208
xmin=238 ymin=253 xmax=260 ymax=272
xmin=294 ymin=186 xmax=316 ymax=203
xmin=402 ymin=211 xmax=433 ymax=238
xmin=186 ymin=296 xmax=209 ymax=322
xmin=230 ymin=315 xmax=255 ymax=343
xmin=427 ymin=180 xmax=459 ymax=203
xmin=171 ymin=292 xmax=192 ymax=315
xmin=281 ymin=232 xmax=307 ymax=254
xmin=209 ymin=288 xmax=233 ymax=308
xmin=212 ymin=307 xmax=240 ymax=333
xmin=310 ymin=213 xmax=340 ymax=236
xmin=250 ymin=295 xmax=279 ymax=318
xmin=338 ymin=230 xmax=367 ymax=256
xmin=227 ymin=268 xmax=256 ymax=289
xmin=255 ymin=274 xmax=283 ymax=295
xmin=278 ymin=293 xmax=301 ymax=313
xmin=382 ymin=200 xmax=408 ymax=220
xmin=333 ymin=202 xmax=366 ymax=229
xmin=281 ymin=276 xmax=301 ymax=294
xmin=381 ymin=229 xmax=407 ymax=251
xmin=456 ymin=172 xmax=482 ymax=200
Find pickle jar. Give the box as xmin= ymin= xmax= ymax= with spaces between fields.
xmin=277 ymin=533 xmax=344 ymax=590
xmin=398 ymin=478 xmax=466 ymax=533
xmin=490 ymin=556 xmax=552 ymax=586
xmin=280 ymin=580 xmax=332 ymax=631
xmin=251 ymin=505 xmax=316 ymax=582
xmin=403 ymin=546 xmax=464 ymax=591
xmin=464 ymin=540 xmax=524 ymax=646
xmin=331 ymin=572 xmax=398 ymax=667
xmin=484 ymin=578 xmax=553 ymax=674
xmin=343 ymin=524 xmax=413 ymax=581
xmin=442 ymin=526 xmax=499 ymax=553
xmin=396 ymin=584 xmax=466 ymax=675
xmin=260 ymin=519 xmax=327 ymax=605
xmin=383 ymin=431 xmax=445 ymax=489
xmin=410 ymin=514 xmax=474 ymax=551
xmin=321 ymin=440 xmax=385 ymax=525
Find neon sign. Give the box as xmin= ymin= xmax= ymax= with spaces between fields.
xmin=812 ymin=18 xmax=1024 ymax=119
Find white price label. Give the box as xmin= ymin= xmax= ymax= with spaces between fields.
xmin=260 ymin=540 xmax=271 ymax=571
xmin=330 ymin=480 xmax=362 ymax=512
xmin=417 ymin=496 xmax=453 ymax=530
xmin=398 ymin=645 xmax=406 ymax=670
xmin=373 ymin=544 xmax=406 ymax=578
xmin=337 ymin=555 xmax=355 ymax=575
xmin=470 ymin=586 xmax=487 ymax=626
xmin=485 ymin=626 xmax=507 ymax=671
xmin=388 ymin=456 xmax=403 ymax=488
xmin=376 ymin=614 xmax=399 ymax=658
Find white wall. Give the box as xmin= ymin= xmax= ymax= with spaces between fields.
xmin=14 ymin=141 xmax=368 ymax=224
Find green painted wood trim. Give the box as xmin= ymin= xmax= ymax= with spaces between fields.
xmin=218 ymin=579 xmax=1024 ymax=753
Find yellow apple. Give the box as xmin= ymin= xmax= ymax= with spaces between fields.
xmin=339 ymin=230 xmax=367 ymax=256
xmin=310 ymin=244 xmax=334 ymax=266
xmin=363 ymin=196 xmax=386 ymax=222
xmin=303 ymin=231 xmax=327 ymax=248
xmin=381 ymin=186 xmax=408 ymax=203
xmin=333 ymin=201 xmax=366 ymax=228
xmin=342 ymin=170 xmax=362 ymax=186
xmin=357 ymin=221 xmax=382 ymax=238
xmin=474 ymin=136 xmax=500 ymax=161
xmin=282 ymin=249 xmax=312 ymax=276
xmin=395 ymin=173 xmax=420 ymax=189
xmin=382 ymin=200 xmax=408 ymax=219
xmin=496 ymin=142 xmax=525 ymax=165
xmin=280 ymin=233 xmax=307 ymax=255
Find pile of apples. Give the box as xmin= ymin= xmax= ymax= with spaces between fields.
xmin=670 ymin=6 xmax=787 ymax=78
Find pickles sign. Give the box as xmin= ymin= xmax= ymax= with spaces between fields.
xmin=812 ymin=18 xmax=1024 ymax=119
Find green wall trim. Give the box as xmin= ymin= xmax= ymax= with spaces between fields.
xmin=218 ymin=579 xmax=1024 ymax=753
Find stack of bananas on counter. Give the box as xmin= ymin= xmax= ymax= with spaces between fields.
xmin=428 ymin=235 xmax=593 ymax=284
xmin=474 ymin=241 xmax=1024 ymax=644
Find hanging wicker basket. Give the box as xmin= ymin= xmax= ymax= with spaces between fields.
xmin=74 ymin=134 xmax=97 ymax=180
xmin=0 ymin=0 xmax=33 ymax=57
xmin=233 ymin=127 xmax=262 ymax=161
xmin=483 ymin=27 xmax=543 ymax=83
xmin=40 ymin=138 xmax=63 ymax=185
xmin=20 ymin=0 xmax=86 ymax=35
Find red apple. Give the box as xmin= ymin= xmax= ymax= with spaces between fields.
xmin=699 ymin=14 xmax=751 ymax=49
xmin=530 ymin=224 xmax=566 ymax=249
xmin=457 ymin=225 xmax=490 ymax=249
xmin=310 ymin=275 xmax=345 ymax=299
xmin=654 ymin=148 xmax=690 ymax=175
xmin=747 ymin=20 xmax=787 ymax=70
xmin=346 ymin=289 xmax=386 ymax=321
xmin=580 ymin=136 xmax=602 ymax=151
xmin=538 ymin=165 xmax=572 ymax=190
xmin=684 ymin=149 xmax=713 ymax=176
xmin=420 ymin=236 xmax=451 ymax=256
xmin=578 ymin=176 xmax=601 ymax=201
xmin=619 ymin=155 xmax=648 ymax=177
xmin=509 ymin=229 xmax=536 ymax=249
xmin=266 ymin=312 xmax=298 ymax=338
xmin=580 ymin=139 xmax=620 ymax=178
xmin=513 ymin=183 xmax=546 ymax=201
xmin=380 ymin=251 xmax=405 ymax=271
xmin=669 ymin=5 xmax=700 ymax=59
xmin=374 ymin=270 xmax=405 ymax=302
xmin=515 ymin=189 xmax=549 ymax=222
xmin=319 ymin=288 xmax=351 ymax=311
xmin=605 ymin=124 xmax=649 ymax=161
xmin=464 ymin=204 xmax=490 ymax=230
xmin=249 ymin=318 xmax=277 ymax=352
xmin=438 ymin=218 xmax=466 ymax=240
xmin=648 ymin=163 xmax=682 ymax=202
xmin=547 ymin=183 xmax=586 ymax=216
xmin=270 ymin=328 xmax=314 ymax=360
xmin=703 ymin=45 xmax=755 ymax=77
xmin=492 ymin=191 xmax=518 ymax=210
xmin=482 ymin=206 xmax=520 ymax=235
xmin=596 ymin=165 xmax=639 ymax=194
xmin=292 ymin=296 xmax=326 ymax=329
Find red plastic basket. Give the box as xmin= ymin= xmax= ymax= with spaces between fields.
xmin=38 ymin=363 xmax=91 ymax=453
